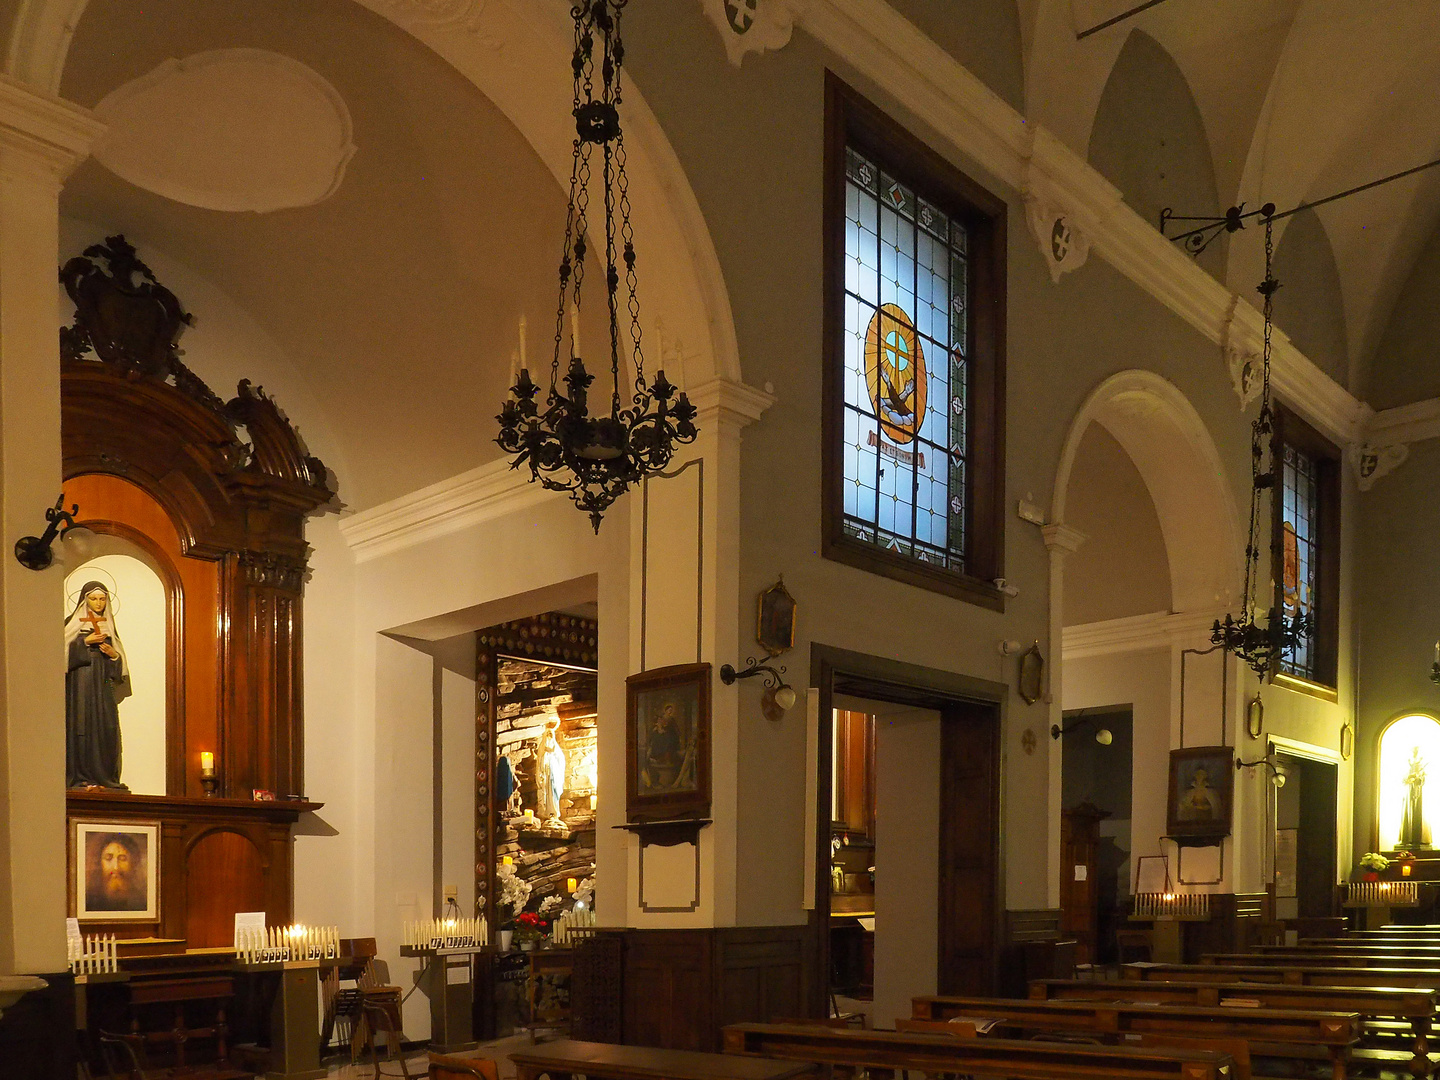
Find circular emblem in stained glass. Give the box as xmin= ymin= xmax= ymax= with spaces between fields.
xmin=864 ymin=303 xmax=926 ymax=446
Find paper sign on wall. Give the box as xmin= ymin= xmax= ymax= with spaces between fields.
xmin=1073 ymin=865 xmax=1087 ymax=881
xmin=234 ymin=911 xmax=266 ymax=948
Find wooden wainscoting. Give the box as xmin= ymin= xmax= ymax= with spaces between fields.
xmin=572 ymin=926 xmax=815 ymax=1051
xmin=0 ymin=971 xmax=76 ymax=1080
xmin=67 ymin=791 xmax=319 ymax=943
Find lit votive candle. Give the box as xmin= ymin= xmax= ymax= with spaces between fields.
xmin=1404 ymin=863 xmax=1413 ymax=877
xmin=523 ymin=809 xmax=535 ymax=824
xmin=502 ymin=855 xmax=513 ymax=867
xmin=567 ymin=877 xmax=578 ymax=894
xmin=200 ymin=751 xmax=215 ymax=774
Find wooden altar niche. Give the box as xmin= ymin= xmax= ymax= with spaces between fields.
xmin=59 ymin=235 xmax=332 ymax=945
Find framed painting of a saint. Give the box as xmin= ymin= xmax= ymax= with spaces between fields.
xmin=71 ymin=820 xmax=159 ymax=921
xmin=1166 ymin=747 xmax=1234 ymax=842
xmin=625 ymin=663 xmax=711 ymax=823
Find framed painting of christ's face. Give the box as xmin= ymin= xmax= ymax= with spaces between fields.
xmin=71 ymin=820 xmax=159 ymax=921
xmin=625 ymin=663 xmax=711 ymax=823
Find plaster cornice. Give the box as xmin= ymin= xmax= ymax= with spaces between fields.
xmin=0 ymin=72 xmax=103 ymax=181
xmin=687 ymin=375 xmax=775 ymax=426
xmin=796 ymin=0 xmax=1370 ymax=447
xmin=1367 ymin=397 xmax=1440 ymax=446
xmin=1062 ymin=609 xmax=1223 ymax=661
xmin=338 ymin=457 xmax=559 ymax=562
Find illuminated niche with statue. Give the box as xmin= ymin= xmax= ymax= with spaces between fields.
xmin=1377 ymin=713 xmax=1440 ymax=852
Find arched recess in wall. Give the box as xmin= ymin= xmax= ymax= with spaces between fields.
xmin=1087 ymin=29 xmax=1224 ymax=278
xmin=5 ymin=0 xmax=739 ymax=388
xmin=1270 ymin=208 xmax=1349 ymax=390
xmin=1375 ymin=712 xmax=1440 ymax=852
xmin=1052 ymin=370 xmax=1241 ymax=614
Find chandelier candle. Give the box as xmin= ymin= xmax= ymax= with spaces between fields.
xmin=495 ymin=0 xmax=697 ymax=531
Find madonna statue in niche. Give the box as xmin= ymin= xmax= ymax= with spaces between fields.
xmin=65 ymin=582 xmax=130 ymax=790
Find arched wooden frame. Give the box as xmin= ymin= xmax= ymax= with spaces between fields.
xmin=1371 ymin=710 xmax=1440 ymax=853
xmin=75 ymin=520 xmax=187 ymax=794
xmin=60 ymin=237 xmax=333 ymax=797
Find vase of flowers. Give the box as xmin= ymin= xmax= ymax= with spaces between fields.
xmin=1358 ymin=852 xmax=1390 ymax=881
xmin=514 ymin=911 xmax=547 ymax=951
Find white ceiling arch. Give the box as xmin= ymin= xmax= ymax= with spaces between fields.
xmin=5 ymin=0 xmax=741 ymax=390
xmin=1052 ymin=369 xmax=1242 ymax=614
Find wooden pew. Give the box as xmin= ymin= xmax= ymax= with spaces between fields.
xmin=1254 ymin=943 xmax=1440 ymax=959
xmin=897 ymin=1017 xmax=1255 ymax=1080
xmin=1028 ymin=980 xmax=1432 ymax=1047
xmin=1122 ymin=962 xmax=1440 ymax=991
xmin=722 ymin=1021 xmax=1236 ymax=1079
xmin=1202 ymin=952 xmax=1440 ymax=969
xmin=903 ymin=997 xmax=1359 ymax=1079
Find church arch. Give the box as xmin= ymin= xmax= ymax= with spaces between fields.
xmin=1375 ymin=711 xmax=1440 ymax=853
xmin=6 ymin=0 xmax=739 ymax=387
xmin=1052 ymin=370 xmax=1241 ymax=613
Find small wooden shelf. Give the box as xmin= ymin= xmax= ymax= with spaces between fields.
xmin=612 ymin=819 xmax=712 ymax=848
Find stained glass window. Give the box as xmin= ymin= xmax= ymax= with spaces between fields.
xmin=1278 ymin=443 xmax=1319 ymax=680
xmin=840 ymin=144 xmax=969 ymax=571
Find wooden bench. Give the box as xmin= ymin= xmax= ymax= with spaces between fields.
xmin=722 ymin=1021 xmax=1236 ymax=1079
xmin=510 ymin=1039 xmax=817 ymax=1080
xmin=1123 ymin=962 xmax=1440 ymax=991
xmin=905 ymin=995 xmax=1358 ymax=1079
xmin=1255 ymin=943 xmax=1440 ymax=958
xmin=1202 ymin=952 xmax=1440 ymax=969
xmin=1028 ymin=978 xmax=1433 ymax=1054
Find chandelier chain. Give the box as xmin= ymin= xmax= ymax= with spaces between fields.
xmin=495 ymin=0 xmax=697 ymax=532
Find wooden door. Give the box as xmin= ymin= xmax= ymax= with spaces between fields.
xmin=937 ymin=701 xmax=1001 ymax=995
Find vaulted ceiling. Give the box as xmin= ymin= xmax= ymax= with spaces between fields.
xmin=1024 ymin=0 xmax=1440 ymax=397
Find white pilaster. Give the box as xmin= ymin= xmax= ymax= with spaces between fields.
xmin=0 ymin=74 xmax=103 ymax=975
xmin=1042 ymin=522 xmax=1085 ymax=910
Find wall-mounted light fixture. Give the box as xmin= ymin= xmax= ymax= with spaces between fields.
xmin=14 ymin=494 xmax=93 ymax=571
xmin=1236 ymin=749 xmax=1286 ymax=788
xmin=720 ymin=656 xmax=797 ymax=721
xmin=1051 ymin=712 xmax=1112 ymax=745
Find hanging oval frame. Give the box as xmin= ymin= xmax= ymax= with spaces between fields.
xmin=1018 ymin=642 xmax=1044 ymax=705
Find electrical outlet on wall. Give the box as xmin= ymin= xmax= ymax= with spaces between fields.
xmin=443 ymin=884 xmax=458 ymax=905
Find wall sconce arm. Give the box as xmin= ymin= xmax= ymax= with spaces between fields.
xmin=14 ymin=494 xmax=80 ymax=571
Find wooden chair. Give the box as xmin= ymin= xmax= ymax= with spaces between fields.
xmin=1115 ymin=927 xmax=1153 ymax=963
xmin=323 ymin=937 xmax=408 ymax=1066
xmin=361 ymin=996 xmax=415 ymax=1080
xmin=428 ymin=1052 xmax=500 ymax=1080
xmin=91 ymin=1028 xmax=252 ymax=1080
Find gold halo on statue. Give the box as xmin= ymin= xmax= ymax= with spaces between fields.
xmin=65 ymin=565 xmax=121 ymax=617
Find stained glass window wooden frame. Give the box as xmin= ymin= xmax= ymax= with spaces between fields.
xmin=1271 ymin=404 xmax=1341 ymax=696
xmin=822 ymin=74 xmax=1007 ymax=609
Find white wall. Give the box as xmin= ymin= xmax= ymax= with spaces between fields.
xmin=872 ymin=706 xmax=941 ymax=1031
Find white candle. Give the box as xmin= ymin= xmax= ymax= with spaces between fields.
xmin=519 ymin=313 xmax=528 ymax=372
xmin=510 ymin=347 xmax=519 ymax=387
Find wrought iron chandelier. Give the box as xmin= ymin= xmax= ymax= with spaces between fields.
xmin=1208 ymin=209 xmax=1311 ymax=676
xmin=496 ymin=0 xmax=697 ymax=532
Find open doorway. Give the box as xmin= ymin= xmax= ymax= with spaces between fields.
xmin=1059 ymin=706 xmax=1133 ymax=964
xmin=1272 ymin=751 xmax=1337 ymax=921
xmin=810 ymin=646 xmax=1004 ymax=1027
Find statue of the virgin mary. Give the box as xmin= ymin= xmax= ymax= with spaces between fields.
xmin=65 ymin=581 xmax=130 ymax=790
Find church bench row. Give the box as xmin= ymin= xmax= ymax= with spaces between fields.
xmin=721 ymin=1021 xmax=1235 ymax=1079
xmin=1255 ymin=944 xmax=1440 ymax=959
xmin=1202 ymin=952 xmax=1440 ymax=970
xmin=1122 ymin=962 xmax=1440 ymax=991
xmin=904 ymin=996 xmax=1357 ymax=1079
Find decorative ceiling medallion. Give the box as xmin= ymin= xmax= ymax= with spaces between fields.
xmin=374 ymin=0 xmax=488 ymax=32
xmin=700 ymin=0 xmax=808 ymax=66
xmin=93 ymin=49 xmax=356 ymax=214
xmin=1349 ymin=442 xmax=1409 ymax=491
xmin=864 ymin=303 xmax=926 ymax=446
xmin=1024 ymin=196 xmax=1092 ymax=283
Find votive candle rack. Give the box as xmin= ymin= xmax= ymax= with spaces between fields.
xmin=1346 ymin=880 xmax=1418 ymax=907
xmin=68 ymin=933 xmax=117 ymax=974
xmin=236 ymin=923 xmax=340 ymax=964
xmin=401 ymin=916 xmax=488 ymax=951
xmin=1133 ymin=892 xmax=1210 ymax=919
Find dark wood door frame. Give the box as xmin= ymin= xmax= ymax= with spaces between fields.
xmin=807 ymin=643 xmax=1007 ymax=1015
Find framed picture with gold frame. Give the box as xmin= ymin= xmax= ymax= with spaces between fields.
xmin=70 ymin=819 xmax=159 ymax=922
xmin=626 ymin=663 xmax=711 ymax=823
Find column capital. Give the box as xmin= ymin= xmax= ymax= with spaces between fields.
xmin=0 ymin=74 xmax=103 ymax=187
xmin=686 ymin=376 xmax=775 ymax=429
xmin=1042 ymin=521 xmax=1086 ymax=556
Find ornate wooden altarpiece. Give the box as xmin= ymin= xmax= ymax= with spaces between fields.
xmin=60 ymin=235 xmax=332 ymax=945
